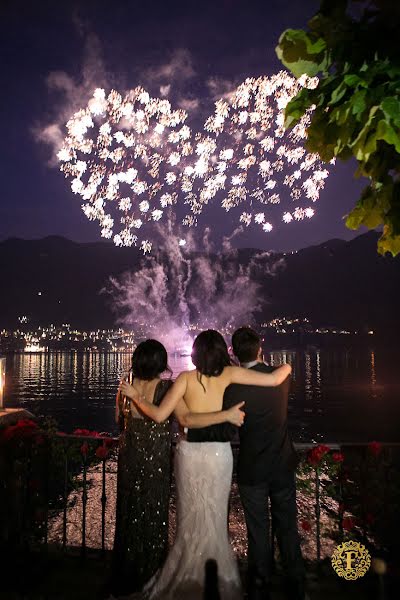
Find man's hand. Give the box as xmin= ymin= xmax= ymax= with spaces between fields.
xmin=226 ymin=401 xmax=245 ymax=426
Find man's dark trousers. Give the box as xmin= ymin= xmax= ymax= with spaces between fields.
xmin=224 ymin=362 xmax=305 ymax=599
xmin=239 ymin=468 xmax=304 ymax=596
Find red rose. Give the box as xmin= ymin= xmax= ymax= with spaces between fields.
xmin=80 ymin=441 xmax=89 ymax=456
xmin=18 ymin=419 xmax=37 ymax=427
xmin=368 ymin=441 xmax=382 ymax=456
xmin=103 ymin=437 xmax=117 ymax=448
xmin=34 ymin=434 xmax=46 ymax=446
xmin=95 ymin=444 xmax=109 ymax=460
xmin=74 ymin=428 xmax=91 ymax=436
xmin=307 ymin=444 xmax=331 ymax=466
xmin=342 ymin=516 xmax=355 ymax=531
xmin=1 ymin=419 xmax=39 ymax=442
xmin=300 ymin=519 xmax=312 ymax=532
xmin=332 ymin=452 xmax=344 ymax=463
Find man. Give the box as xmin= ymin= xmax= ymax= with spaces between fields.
xmin=224 ymin=327 xmax=305 ymax=600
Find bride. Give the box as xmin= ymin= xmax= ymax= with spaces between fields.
xmin=120 ymin=329 xmax=291 ymax=600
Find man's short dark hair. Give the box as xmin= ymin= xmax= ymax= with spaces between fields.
xmin=232 ymin=327 xmax=261 ymax=363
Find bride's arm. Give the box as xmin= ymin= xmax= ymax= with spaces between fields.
xmin=174 ymin=399 xmax=245 ymax=428
xmin=227 ymin=363 xmax=291 ymax=387
xmin=120 ymin=374 xmax=246 ymax=426
xmin=120 ymin=373 xmax=189 ymax=423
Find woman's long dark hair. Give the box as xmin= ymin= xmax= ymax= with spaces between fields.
xmin=131 ymin=339 xmax=171 ymax=381
xmin=191 ymin=330 xmax=231 ymax=389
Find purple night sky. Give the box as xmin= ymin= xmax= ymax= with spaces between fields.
xmin=0 ymin=0 xmax=367 ymax=251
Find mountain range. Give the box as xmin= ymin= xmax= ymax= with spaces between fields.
xmin=0 ymin=232 xmax=399 ymax=335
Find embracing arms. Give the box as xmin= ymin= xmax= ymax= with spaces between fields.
xmin=227 ymin=363 xmax=291 ymax=387
xmin=120 ymin=372 xmax=245 ymax=426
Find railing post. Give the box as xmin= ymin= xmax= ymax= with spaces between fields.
xmin=81 ymin=456 xmax=87 ymax=558
xmin=338 ymin=462 xmax=344 ymax=542
xmin=315 ymin=468 xmax=321 ymax=563
xmin=101 ymin=458 xmax=107 ymax=557
xmin=269 ymin=498 xmax=275 ymax=573
xmin=62 ymin=451 xmax=68 ymax=551
xmin=44 ymin=436 xmax=50 ymax=550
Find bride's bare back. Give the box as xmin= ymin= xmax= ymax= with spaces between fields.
xmin=184 ymin=368 xmax=236 ymax=413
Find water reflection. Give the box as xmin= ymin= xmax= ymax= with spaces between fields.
xmin=3 ymin=348 xmax=400 ymax=442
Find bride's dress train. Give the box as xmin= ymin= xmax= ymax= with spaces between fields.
xmin=131 ymin=440 xmax=242 ymax=600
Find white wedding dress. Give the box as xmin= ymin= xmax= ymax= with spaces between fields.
xmin=128 ymin=439 xmax=242 ymax=600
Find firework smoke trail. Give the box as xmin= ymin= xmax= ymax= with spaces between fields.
xmin=105 ymin=225 xmax=285 ymax=351
xmin=58 ymin=72 xmax=333 ymax=253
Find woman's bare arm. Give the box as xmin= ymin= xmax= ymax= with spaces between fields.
xmin=227 ymin=363 xmax=291 ymax=387
xmin=174 ymin=399 xmax=245 ymax=428
xmin=120 ymin=373 xmax=189 ymax=423
xmin=120 ymin=373 xmax=246 ymax=426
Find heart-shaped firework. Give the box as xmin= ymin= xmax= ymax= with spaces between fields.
xmin=58 ymin=72 xmax=332 ymax=252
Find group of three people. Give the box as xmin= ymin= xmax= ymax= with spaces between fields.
xmin=111 ymin=327 xmax=305 ymax=600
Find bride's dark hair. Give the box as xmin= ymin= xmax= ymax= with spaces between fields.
xmin=191 ymin=330 xmax=231 ymax=387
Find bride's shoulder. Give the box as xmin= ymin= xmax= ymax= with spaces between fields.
xmin=221 ymin=365 xmax=240 ymax=383
xmin=182 ymin=369 xmax=196 ymax=380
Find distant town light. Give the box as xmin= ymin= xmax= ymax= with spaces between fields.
xmin=368 ymin=330 xmax=374 ymax=335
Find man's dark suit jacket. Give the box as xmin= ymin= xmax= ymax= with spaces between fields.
xmin=224 ymin=362 xmax=298 ymax=486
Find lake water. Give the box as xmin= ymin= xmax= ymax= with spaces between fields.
xmin=3 ymin=347 xmax=400 ymax=442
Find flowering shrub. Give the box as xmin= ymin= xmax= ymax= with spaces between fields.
xmin=0 ymin=418 xmax=118 ymax=552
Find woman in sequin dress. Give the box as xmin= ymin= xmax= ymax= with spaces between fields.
xmin=121 ymin=330 xmax=291 ymax=600
xmin=112 ymin=339 xmax=245 ymax=596
xmin=111 ymin=340 xmax=173 ymax=595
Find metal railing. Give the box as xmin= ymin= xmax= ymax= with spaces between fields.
xmin=2 ymin=432 xmax=400 ymax=566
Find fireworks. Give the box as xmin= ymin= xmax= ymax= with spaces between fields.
xmin=58 ymin=72 xmax=332 ymax=251
xmin=198 ymin=71 xmax=331 ymax=232
xmin=58 ymin=87 xmax=189 ymax=253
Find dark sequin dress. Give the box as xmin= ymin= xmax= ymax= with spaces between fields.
xmin=112 ymin=379 xmax=173 ymax=595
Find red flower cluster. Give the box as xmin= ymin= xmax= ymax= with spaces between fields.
xmin=332 ymin=452 xmax=344 ymax=463
xmin=342 ymin=516 xmax=355 ymax=531
xmin=0 ymin=419 xmax=39 ymax=443
xmin=95 ymin=443 xmax=110 ymax=460
xmin=307 ymin=444 xmax=331 ymax=466
xmin=73 ymin=428 xmax=101 ymax=437
xmin=300 ymin=519 xmax=312 ymax=532
xmin=368 ymin=441 xmax=382 ymax=456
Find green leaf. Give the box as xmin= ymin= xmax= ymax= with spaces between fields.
xmin=276 ymin=29 xmax=328 ymax=77
xmin=346 ymin=185 xmax=384 ymax=230
xmin=351 ymin=90 xmax=367 ymax=118
xmin=344 ymin=74 xmax=367 ymax=88
xmin=377 ymin=226 xmax=400 ymax=256
xmin=284 ymin=89 xmax=313 ymax=128
xmin=375 ymin=119 xmax=400 ymax=153
xmin=381 ymin=97 xmax=400 ymax=126
xmin=329 ymin=80 xmax=348 ymax=105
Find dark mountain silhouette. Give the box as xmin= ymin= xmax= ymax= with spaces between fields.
xmin=0 ymin=232 xmax=398 ymax=333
